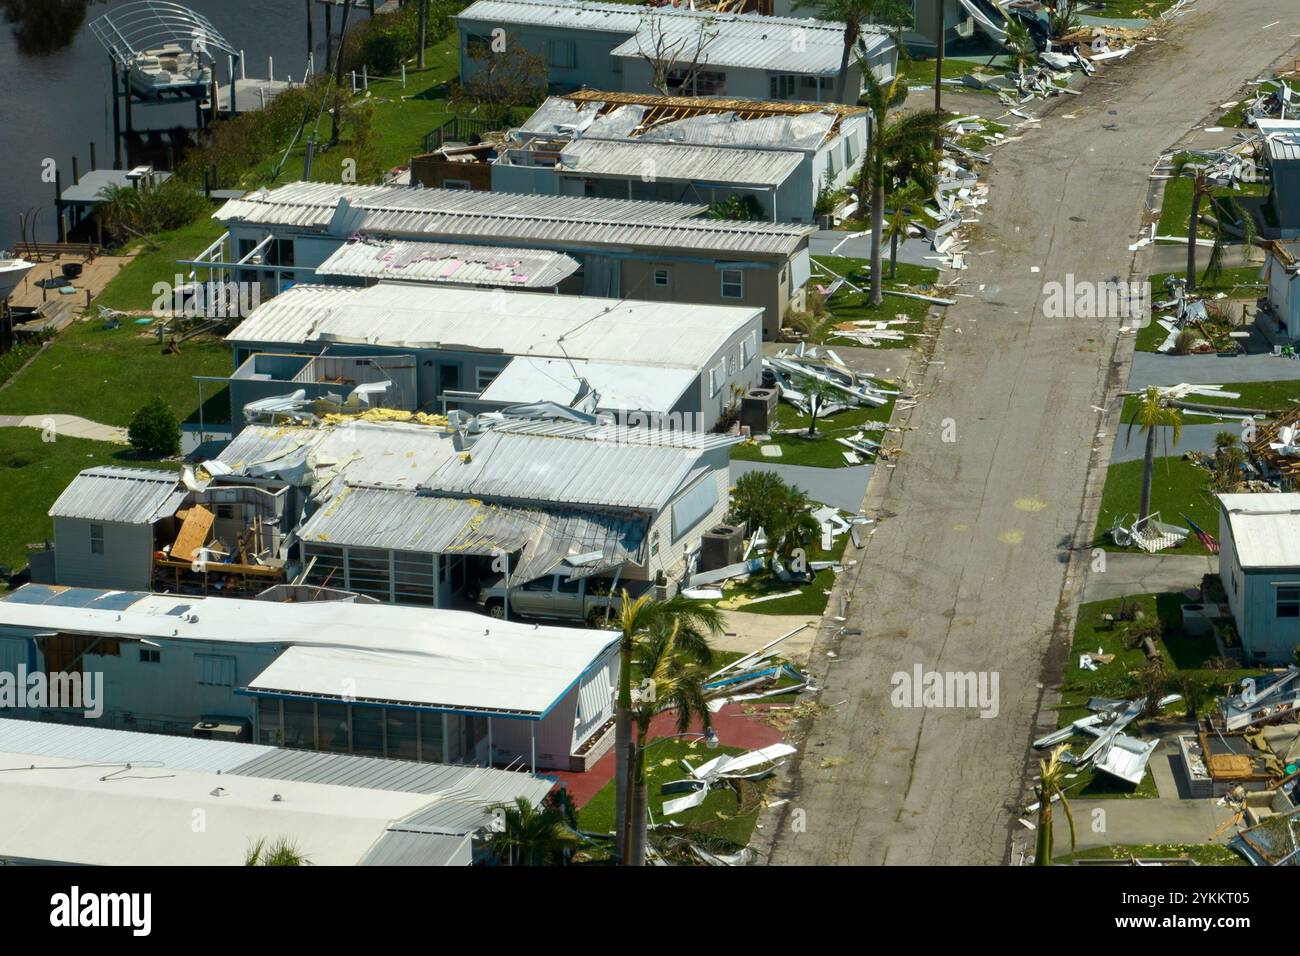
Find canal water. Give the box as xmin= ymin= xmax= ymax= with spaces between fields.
xmin=0 ymin=0 xmax=319 ymax=251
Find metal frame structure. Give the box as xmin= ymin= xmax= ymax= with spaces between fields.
xmin=89 ymin=1 xmax=237 ymax=69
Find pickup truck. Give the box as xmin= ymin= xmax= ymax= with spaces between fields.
xmin=471 ymin=573 xmax=623 ymax=625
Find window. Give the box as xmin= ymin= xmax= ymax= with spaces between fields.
xmin=476 ymin=366 xmax=503 ymax=390
xmin=720 ymin=269 xmax=744 ymax=300
xmin=443 ymin=178 xmax=472 ymax=190
xmin=667 ymin=69 xmax=725 ymax=96
xmin=546 ymin=38 xmax=577 ymax=69
xmin=708 ymin=358 xmax=726 ymax=397
xmin=770 ymin=74 xmax=797 ymax=100
xmin=139 ymin=648 xmax=160 ymax=664
xmin=1278 ymin=586 xmax=1300 ymax=619
xmin=654 ymin=268 xmax=671 ymax=288
xmin=195 ymin=653 xmax=236 ymax=687
xmin=742 ymin=330 xmax=758 ymax=366
xmin=283 ymin=699 xmax=315 ymax=750
xmin=523 ymin=576 xmax=553 ymax=592
xmin=318 ymin=702 xmax=351 ymax=753
xmin=215 ymin=504 xmax=235 ymax=520
xmin=466 ymin=33 xmax=494 ymax=57
xmin=557 ymin=576 xmax=582 ymax=594
xmin=90 ymin=524 xmax=104 ymax=555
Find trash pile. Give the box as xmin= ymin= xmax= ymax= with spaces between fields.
xmin=1236 ymin=76 xmax=1297 ymax=127
xmin=1250 ymin=407 xmax=1300 ymax=486
xmin=1031 ymin=692 xmax=1182 ymax=787
xmin=765 ymin=347 xmax=897 ymax=411
xmin=1145 ymin=276 xmax=1247 ymax=355
xmin=1108 ymin=512 xmax=1190 ymax=553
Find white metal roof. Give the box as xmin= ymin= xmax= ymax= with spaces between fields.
xmin=611 ymin=9 xmax=887 ymax=75
xmin=48 ymin=466 xmax=184 ymax=524
xmin=0 ymin=750 xmax=439 ymax=866
xmin=0 ymin=585 xmax=619 ymax=718
xmin=557 ymin=137 xmax=802 ymax=187
xmin=215 ymin=181 xmax=810 ymax=256
xmin=315 ymin=239 xmax=580 ymax=288
xmin=226 ymin=282 xmax=761 ymax=370
xmin=478 ymin=355 xmax=697 ymax=413
xmin=428 ymin=423 xmax=728 ymax=510
xmin=215 ymin=180 xmax=705 ymax=229
xmin=1219 ymin=493 xmax=1300 ymax=568
xmin=458 ymin=0 xmax=646 ymax=32
xmin=0 ymin=717 xmax=274 ymax=773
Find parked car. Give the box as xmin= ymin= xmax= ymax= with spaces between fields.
xmin=470 ymin=572 xmax=623 ymax=625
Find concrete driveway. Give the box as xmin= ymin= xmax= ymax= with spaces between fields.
xmin=1129 ymin=351 xmax=1300 ymax=388
xmin=759 ymin=0 xmax=1300 ymax=866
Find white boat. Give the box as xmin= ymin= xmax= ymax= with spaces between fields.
xmin=0 ymin=258 xmax=35 ymax=301
xmin=128 ymin=42 xmax=212 ymax=98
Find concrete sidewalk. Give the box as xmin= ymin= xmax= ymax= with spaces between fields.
xmin=0 ymin=413 xmax=126 ymax=443
xmin=1130 ymin=351 xmax=1300 ymax=388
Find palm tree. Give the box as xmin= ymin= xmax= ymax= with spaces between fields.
xmin=1124 ymin=386 xmax=1183 ymax=522
xmin=1004 ymin=20 xmax=1035 ymax=75
xmin=795 ymin=374 xmax=841 ymax=436
xmin=1139 ymin=655 xmax=1169 ymax=718
xmin=1033 ymin=745 xmax=1076 ymax=865
xmin=767 ymin=485 xmax=821 ymax=572
xmin=245 ymin=836 xmax=309 ymax=866
xmin=1170 ymin=156 xmax=1257 ymax=293
xmin=884 ymin=206 xmax=910 ymax=278
xmin=613 ymin=592 xmax=723 ymax=863
xmin=856 ymin=67 xmax=946 ymax=306
xmin=486 ymin=795 xmax=580 ymax=866
xmin=417 ymin=0 xmax=430 ymax=69
xmin=627 ymin=620 xmax=716 ymax=865
xmin=796 ymin=0 xmax=913 ymax=104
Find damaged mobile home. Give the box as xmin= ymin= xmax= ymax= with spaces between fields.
xmin=0 ymin=583 xmax=620 ymax=772
xmin=194 ymin=181 xmax=813 ymax=338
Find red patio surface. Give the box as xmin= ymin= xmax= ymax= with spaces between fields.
xmin=544 ymin=703 xmax=787 ymax=807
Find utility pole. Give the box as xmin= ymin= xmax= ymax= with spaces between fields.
xmin=305 ymin=0 xmax=314 ymax=72
xmin=933 ymin=0 xmax=944 ymax=115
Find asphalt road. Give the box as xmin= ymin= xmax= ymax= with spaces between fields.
xmin=761 ymin=1 xmax=1300 ymax=866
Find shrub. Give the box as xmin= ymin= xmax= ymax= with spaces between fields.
xmin=128 ymin=398 xmax=181 ymax=458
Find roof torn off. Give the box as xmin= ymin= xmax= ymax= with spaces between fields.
xmin=315 ymin=238 xmax=581 ymax=289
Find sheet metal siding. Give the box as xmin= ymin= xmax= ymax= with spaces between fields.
xmin=52 ymin=518 xmax=155 ymax=592
xmin=362 ymin=830 xmax=471 ymax=866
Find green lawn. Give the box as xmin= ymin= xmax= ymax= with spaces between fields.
xmin=1136 ymin=266 xmax=1266 ymax=353
xmin=1087 ymin=0 xmax=1180 ymax=18
xmin=252 ymin=34 xmax=466 ymax=189
xmin=576 ymin=738 xmax=765 ymax=849
xmin=803 ymin=256 xmax=942 ymax=349
xmin=1061 ymin=843 xmax=1246 ymax=865
xmin=1122 ymin=381 xmax=1300 ymax=421
xmin=900 ymin=56 xmax=1009 ymax=85
xmin=731 ymin=398 xmax=895 ymax=469
xmin=1093 ymin=456 xmax=1218 ymax=555
xmin=1156 ymin=170 xmax=1266 ymax=240
xmin=717 ymin=534 xmax=851 ymax=617
xmin=0 ymin=316 xmax=234 ymax=428
xmin=94 ymin=217 xmax=228 ymax=313
xmin=1052 ymin=595 xmax=1260 ymax=798
xmin=0 ymin=429 xmax=180 ymax=584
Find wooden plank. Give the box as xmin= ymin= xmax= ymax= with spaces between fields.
xmin=171 ymin=504 xmax=215 ymax=561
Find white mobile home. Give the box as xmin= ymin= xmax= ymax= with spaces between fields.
xmin=223 ymin=281 xmax=764 ymax=426
xmin=493 ymin=92 xmax=869 ymax=222
xmin=198 ymin=182 xmax=812 ymax=336
xmin=1218 ymin=494 xmax=1300 ymax=663
xmin=0 ymin=584 xmax=621 ymax=771
xmin=455 ymin=0 xmax=896 ymax=104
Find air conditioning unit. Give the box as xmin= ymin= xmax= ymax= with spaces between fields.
xmin=193 ymin=718 xmax=251 ymax=742
xmin=740 ymin=387 xmax=779 ymax=434
xmin=700 ymin=524 xmax=745 ymax=572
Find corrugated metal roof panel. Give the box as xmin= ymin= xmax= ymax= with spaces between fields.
xmin=557 ymin=138 xmax=802 ymax=187
xmin=609 ymin=10 xmax=890 ymax=74
xmin=48 ymin=466 xmax=183 ymax=524
xmin=458 ymin=0 xmax=645 ymax=32
xmin=315 ymin=239 xmax=580 ymax=287
xmin=478 ymin=356 xmax=697 ymax=413
xmin=0 ymin=717 xmax=273 ymax=773
xmin=214 ymin=181 xmax=809 ymax=255
xmin=226 ymin=283 xmax=761 ymax=370
xmin=429 ymin=428 xmax=702 ymax=510
xmin=362 ymin=829 xmax=471 ymax=866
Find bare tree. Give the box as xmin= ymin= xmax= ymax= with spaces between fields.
xmin=633 ymin=14 xmax=720 ymax=97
